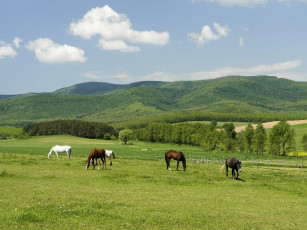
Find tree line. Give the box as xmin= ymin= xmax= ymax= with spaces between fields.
xmin=132 ymin=121 xmax=299 ymax=156
xmin=23 ymin=119 xmax=118 ymax=139
xmin=113 ymin=111 xmax=306 ymax=130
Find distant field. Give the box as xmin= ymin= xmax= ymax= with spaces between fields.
xmin=181 ymin=121 xmax=249 ymax=127
xmin=0 ymin=126 xmax=22 ymax=136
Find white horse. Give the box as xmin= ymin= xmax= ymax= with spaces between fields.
xmin=97 ymin=150 xmax=115 ymax=166
xmin=48 ymin=145 xmax=72 ymax=159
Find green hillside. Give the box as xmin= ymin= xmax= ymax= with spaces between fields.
xmin=0 ymin=76 xmax=306 ymax=126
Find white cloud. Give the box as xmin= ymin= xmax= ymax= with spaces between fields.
xmin=239 ymin=37 xmax=244 ymax=47
xmin=197 ymin=0 xmax=307 ymax=7
xmin=98 ymin=39 xmax=140 ymax=52
xmin=0 ymin=43 xmax=17 ymax=59
xmin=69 ymin=5 xmax=169 ymax=52
xmin=206 ymin=0 xmax=267 ymax=7
xmin=26 ymin=38 xmax=87 ymax=64
xmin=188 ymin=22 xmax=230 ymax=45
xmin=13 ymin=37 xmax=23 ymax=48
xmin=82 ymin=60 xmax=303 ymax=83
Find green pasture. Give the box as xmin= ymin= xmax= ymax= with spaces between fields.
xmin=0 ymin=126 xmax=22 ymax=137
xmin=0 ymin=136 xmax=307 ymax=229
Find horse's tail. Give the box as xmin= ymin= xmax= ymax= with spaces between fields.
xmin=165 ymin=151 xmax=168 ymax=162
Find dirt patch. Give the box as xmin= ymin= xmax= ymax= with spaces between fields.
xmin=235 ymin=119 xmax=307 ymax=132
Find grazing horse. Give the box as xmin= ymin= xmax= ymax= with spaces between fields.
xmin=86 ymin=148 xmax=106 ymax=170
xmin=225 ymin=157 xmax=242 ymax=179
xmin=97 ymin=150 xmax=116 ymax=166
xmin=48 ymin=145 xmax=72 ymax=159
xmin=165 ymin=150 xmax=186 ymax=171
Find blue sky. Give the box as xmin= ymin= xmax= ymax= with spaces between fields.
xmin=1 ymin=0 xmax=307 ymax=94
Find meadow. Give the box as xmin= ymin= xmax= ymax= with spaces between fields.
xmin=0 ymin=136 xmax=306 ymax=229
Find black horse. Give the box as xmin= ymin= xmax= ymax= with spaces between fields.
xmin=165 ymin=150 xmax=186 ymax=171
xmin=225 ymin=157 xmax=241 ymax=179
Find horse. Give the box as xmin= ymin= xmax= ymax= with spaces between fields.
xmin=48 ymin=145 xmax=72 ymax=159
xmin=97 ymin=150 xmax=115 ymax=166
xmin=165 ymin=150 xmax=186 ymax=171
xmin=225 ymin=157 xmax=242 ymax=179
xmin=86 ymin=148 xmax=106 ymax=170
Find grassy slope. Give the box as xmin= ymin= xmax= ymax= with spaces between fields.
xmin=1 ymin=76 xmax=307 ymax=126
xmin=0 ymin=136 xmax=306 ymax=229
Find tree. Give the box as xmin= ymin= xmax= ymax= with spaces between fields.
xmin=119 ymin=129 xmax=133 ymax=144
xmin=269 ymin=121 xmax=294 ymax=156
xmin=236 ymin=132 xmax=245 ymax=153
xmin=253 ymin=123 xmax=267 ymax=155
xmin=244 ymin=124 xmax=254 ymax=154
xmin=223 ymin=123 xmax=236 ymax=139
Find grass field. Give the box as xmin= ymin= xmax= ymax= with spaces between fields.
xmin=0 ymin=136 xmax=306 ymax=229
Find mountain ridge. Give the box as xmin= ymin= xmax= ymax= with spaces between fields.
xmin=0 ymin=75 xmax=306 ymax=126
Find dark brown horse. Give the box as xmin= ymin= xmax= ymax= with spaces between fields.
xmin=165 ymin=150 xmax=186 ymax=171
xmin=225 ymin=157 xmax=242 ymax=179
xmin=86 ymin=148 xmax=106 ymax=170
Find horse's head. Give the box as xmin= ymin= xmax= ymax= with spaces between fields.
xmin=48 ymin=153 xmax=51 ymax=158
xmin=237 ymin=161 xmax=242 ymax=172
xmin=86 ymin=159 xmax=91 ymax=170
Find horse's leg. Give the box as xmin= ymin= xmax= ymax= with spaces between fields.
xmin=232 ymin=169 xmax=235 ymax=179
xmin=109 ymin=156 xmax=112 ymax=166
xmin=236 ymin=169 xmax=239 ymax=179
xmin=176 ymin=161 xmax=179 ymax=171
xmin=167 ymin=158 xmax=171 ymax=170
xmin=56 ymin=151 xmax=59 ymax=159
xmin=226 ymin=165 xmax=228 ymax=177
xmin=92 ymin=158 xmax=96 ymax=170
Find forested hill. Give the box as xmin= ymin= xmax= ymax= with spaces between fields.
xmin=0 ymin=75 xmax=307 ymax=126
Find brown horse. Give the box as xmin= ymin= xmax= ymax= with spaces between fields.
xmin=165 ymin=150 xmax=186 ymax=171
xmin=86 ymin=148 xmax=106 ymax=170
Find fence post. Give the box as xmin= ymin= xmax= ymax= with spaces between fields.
xmin=302 ymin=159 xmax=304 ymax=171
xmin=283 ymin=160 xmax=285 ymax=170
xmin=268 ymin=158 xmax=270 ymax=167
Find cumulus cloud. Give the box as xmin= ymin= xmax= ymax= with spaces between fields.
xmin=98 ymin=39 xmax=140 ymax=52
xmin=0 ymin=42 xmax=17 ymax=59
xmin=188 ymin=22 xmax=230 ymax=45
xmin=26 ymin=38 xmax=87 ymax=64
xmin=82 ymin=60 xmax=303 ymax=83
xmin=13 ymin=37 xmax=23 ymax=48
xmin=69 ymin=5 xmax=169 ymax=52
